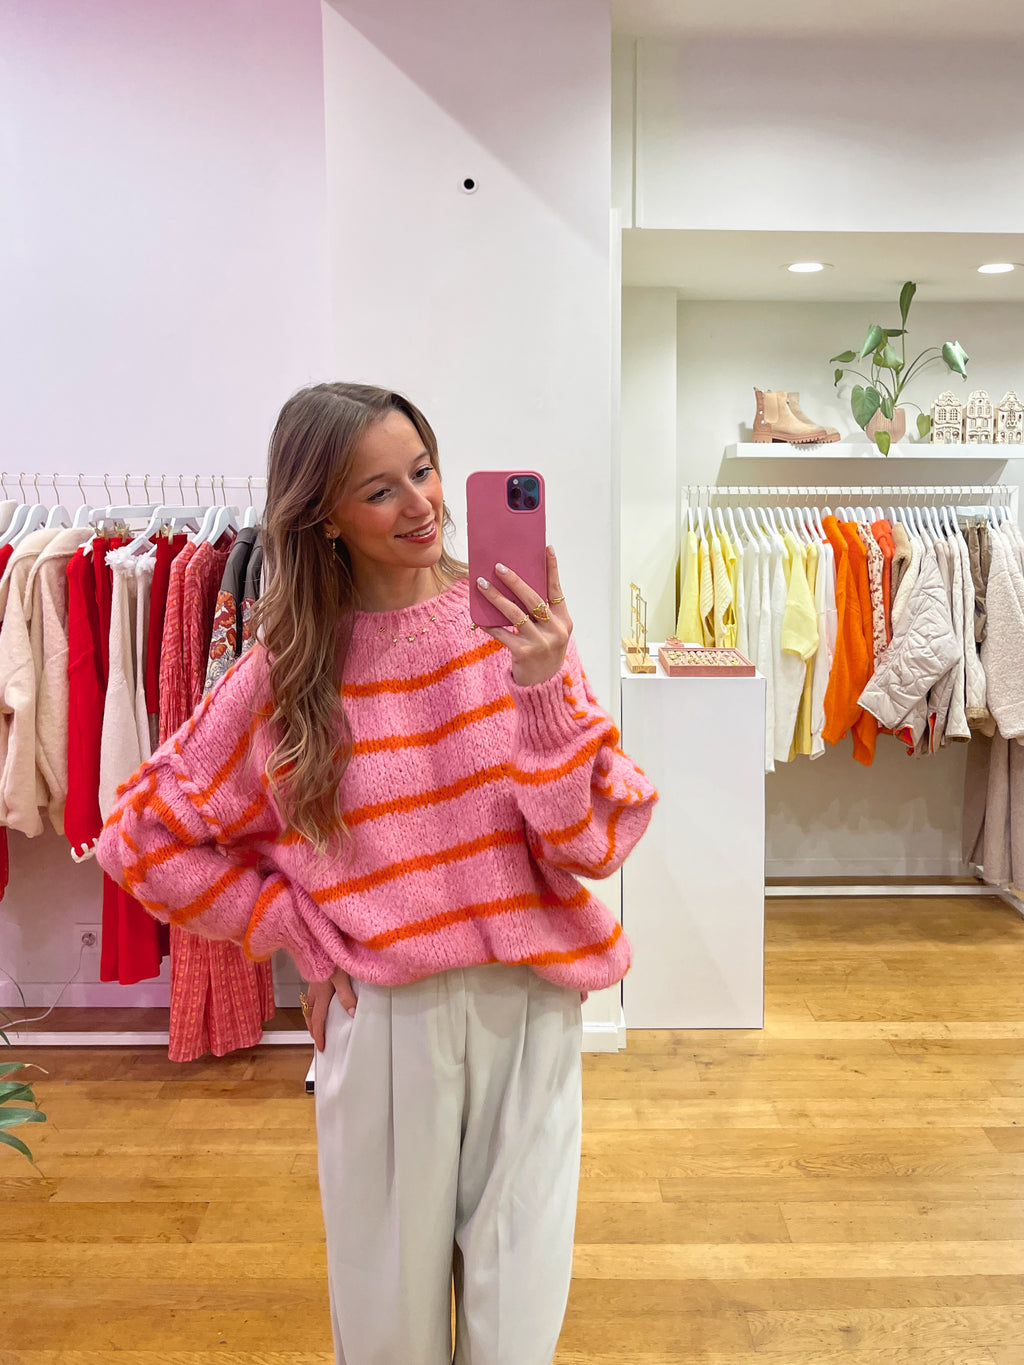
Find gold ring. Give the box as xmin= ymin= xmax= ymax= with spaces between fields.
xmin=512 ymin=615 xmax=528 ymax=628
xmin=299 ymin=991 xmax=309 ymax=1014
xmin=550 ymin=594 xmax=565 ymax=605
xmin=530 ymin=602 xmax=550 ymax=622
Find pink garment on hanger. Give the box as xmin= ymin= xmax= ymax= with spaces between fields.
xmin=160 ymin=536 xmax=274 ymax=1063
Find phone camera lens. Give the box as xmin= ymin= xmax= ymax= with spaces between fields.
xmin=524 ymin=477 xmax=538 ymax=493
xmin=509 ymin=486 xmax=523 ymax=504
xmin=524 ymin=494 xmax=538 ymax=510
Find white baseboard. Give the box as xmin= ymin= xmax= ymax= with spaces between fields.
xmin=10 ymin=1013 xmax=631 ymax=1052
xmin=583 ymin=1008 xmax=626 ymax=1052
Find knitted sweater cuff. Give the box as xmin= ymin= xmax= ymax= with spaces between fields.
xmin=508 ymin=661 xmax=590 ymax=752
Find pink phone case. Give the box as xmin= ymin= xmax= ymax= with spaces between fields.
xmin=466 ymin=470 xmax=547 ymax=628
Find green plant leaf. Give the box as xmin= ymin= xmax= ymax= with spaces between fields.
xmin=899 ymin=281 xmax=917 ymax=326
xmin=0 ymin=1061 xmax=26 ymax=1079
xmin=884 ymin=328 xmax=906 ymax=337
xmin=834 ymin=368 xmax=844 ymax=386
xmin=0 ymin=1129 xmax=33 ymax=1161
xmin=851 ymin=384 xmax=882 ymax=428
xmin=942 ymin=340 xmax=970 ymax=377
xmin=0 ymin=1107 xmax=46 ymax=1129
xmin=917 ymin=413 xmax=932 ymax=439
xmin=0 ymin=1081 xmax=35 ymax=1103
xmin=829 ymin=350 xmax=858 ymax=364
xmin=875 ymin=343 xmax=903 ymax=372
xmin=879 ymin=394 xmax=895 ymax=420
xmin=859 ymin=325 xmax=885 ymax=359
xmin=874 ymin=431 xmax=892 ymax=455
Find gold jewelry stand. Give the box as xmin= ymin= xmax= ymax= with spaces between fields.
xmin=622 ymin=583 xmax=656 ymax=673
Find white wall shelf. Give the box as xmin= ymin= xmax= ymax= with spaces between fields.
xmin=725 ymin=442 xmax=1012 ymax=460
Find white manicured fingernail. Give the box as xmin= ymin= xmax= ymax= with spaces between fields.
xmin=477 ymin=576 xmax=490 ymax=590
xmin=347 ymin=1006 xmax=356 ymax=1017
xmin=495 ymin=562 xmax=508 ymax=574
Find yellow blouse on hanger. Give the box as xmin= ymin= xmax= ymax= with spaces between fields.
xmin=675 ymin=529 xmax=702 ymax=644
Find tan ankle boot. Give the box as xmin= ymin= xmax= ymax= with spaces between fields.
xmin=752 ymin=388 xmax=831 ymax=444
xmin=787 ymin=392 xmax=840 ymax=442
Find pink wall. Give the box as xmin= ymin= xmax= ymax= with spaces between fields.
xmin=2 ymin=0 xmax=330 ymax=480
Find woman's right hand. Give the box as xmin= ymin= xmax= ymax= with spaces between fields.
xmin=304 ymin=969 xmax=358 ymax=1051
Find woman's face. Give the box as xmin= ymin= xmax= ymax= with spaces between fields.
xmin=325 ymin=410 xmax=444 ymax=585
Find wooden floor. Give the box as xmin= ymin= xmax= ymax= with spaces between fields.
xmin=3 ymin=895 xmax=1024 ymax=1364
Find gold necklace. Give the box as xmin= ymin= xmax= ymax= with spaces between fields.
xmin=377 ymin=612 xmax=479 ymax=646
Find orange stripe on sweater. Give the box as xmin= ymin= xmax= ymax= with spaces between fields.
xmin=351 ymin=694 xmax=514 ymax=754
xmin=219 ymin=792 xmax=273 ymax=840
xmin=516 ymin=920 xmax=623 ymax=968
xmin=341 ymin=638 xmax=502 ymax=698
xmin=595 ymin=804 xmax=626 ymax=870
xmin=178 ymin=720 xmax=255 ymax=807
xmin=312 ymin=827 xmax=524 ymax=904
xmin=537 ymin=811 xmax=593 ymax=846
xmin=243 ymin=877 xmax=287 ymax=960
xmin=359 ymin=883 xmax=591 ymax=951
xmin=506 ymin=732 xmax=604 ymax=786
xmin=169 ymin=862 xmax=250 ymax=926
xmin=344 ymin=763 xmax=507 ymax=827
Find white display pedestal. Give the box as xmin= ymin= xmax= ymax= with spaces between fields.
xmin=620 ymin=651 xmax=766 ymax=1029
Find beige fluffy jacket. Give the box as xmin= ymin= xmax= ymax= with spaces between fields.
xmin=0 ymin=527 xmax=93 ymax=836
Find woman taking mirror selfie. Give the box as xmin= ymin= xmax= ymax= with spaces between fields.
xmin=97 ymin=382 xmax=657 ymax=1365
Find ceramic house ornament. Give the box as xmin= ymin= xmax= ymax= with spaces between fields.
xmin=964 ymin=388 xmax=994 ymax=444
xmin=930 ymin=390 xmax=963 ymax=444
xmin=995 ymin=390 xmax=1024 ymax=444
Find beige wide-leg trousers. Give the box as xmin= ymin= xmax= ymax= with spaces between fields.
xmin=314 ymin=963 xmax=583 ymax=1365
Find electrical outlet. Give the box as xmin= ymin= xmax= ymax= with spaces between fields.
xmin=76 ymin=925 xmax=100 ymax=952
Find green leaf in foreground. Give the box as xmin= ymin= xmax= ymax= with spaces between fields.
xmin=874 ymin=431 xmax=892 ymax=455
xmin=917 ymin=413 xmax=932 ymax=439
xmin=0 ymin=1129 xmax=34 ymax=1160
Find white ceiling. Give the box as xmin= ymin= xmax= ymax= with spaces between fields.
xmin=622 ymin=231 xmax=1024 ymax=303
xmin=612 ymin=0 xmax=1024 ymax=40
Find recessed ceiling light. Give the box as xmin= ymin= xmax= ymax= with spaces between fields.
xmin=787 ymin=261 xmax=827 ymax=273
xmin=977 ymin=262 xmax=1015 ymax=274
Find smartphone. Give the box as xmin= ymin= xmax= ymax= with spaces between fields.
xmin=466 ymin=470 xmax=547 ymax=628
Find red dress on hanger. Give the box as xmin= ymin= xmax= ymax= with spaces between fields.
xmin=160 ymin=537 xmax=274 ymax=1062
xmin=84 ymin=536 xmax=162 ymax=985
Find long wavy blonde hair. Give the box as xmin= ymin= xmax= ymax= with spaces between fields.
xmin=253 ymin=383 xmax=464 ymax=850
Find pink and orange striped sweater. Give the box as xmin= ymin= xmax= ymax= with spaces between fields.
xmin=96 ymin=578 xmax=656 ymax=991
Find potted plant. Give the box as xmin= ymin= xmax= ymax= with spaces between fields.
xmin=1 ymin=984 xmax=47 ymax=1163
xmin=830 ymin=281 xmax=970 ymax=454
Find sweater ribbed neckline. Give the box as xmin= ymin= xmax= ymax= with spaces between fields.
xmin=350 ymin=575 xmax=470 ymax=643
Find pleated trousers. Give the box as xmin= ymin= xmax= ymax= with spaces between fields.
xmin=314 ymin=963 xmax=583 ymax=1365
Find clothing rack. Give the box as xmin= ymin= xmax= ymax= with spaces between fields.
xmin=1 ymin=470 xmax=309 ymax=1054
xmin=678 ymin=481 xmax=1024 ymax=916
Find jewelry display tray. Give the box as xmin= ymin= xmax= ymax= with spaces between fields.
xmin=658 ymin=643 xmax=756 ymax=678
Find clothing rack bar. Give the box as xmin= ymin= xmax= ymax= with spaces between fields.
xmin=0 ymin=472 xmax=267 ymax=506
xmin=683 ymin=483 xmax=1019 ymax=516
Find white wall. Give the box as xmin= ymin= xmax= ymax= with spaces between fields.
xmin=634 ymin=35 xmax=1024 ymax=232
xmin=321 ymin=0 xmax=623 ymax=1036
xmin=1 ymin=0 xmax=329 ymax=1004
xmin=620 ymin=288 xmax=677 ymax=640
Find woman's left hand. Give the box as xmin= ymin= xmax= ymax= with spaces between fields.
xmin=477 ymin=545 xmax=573 ymax=687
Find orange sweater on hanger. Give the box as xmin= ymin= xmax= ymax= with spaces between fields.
xmin=821 ymin=516 xmax=874 ymax=765
xmin=840 ymin=522 xmax=878 ymax=766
